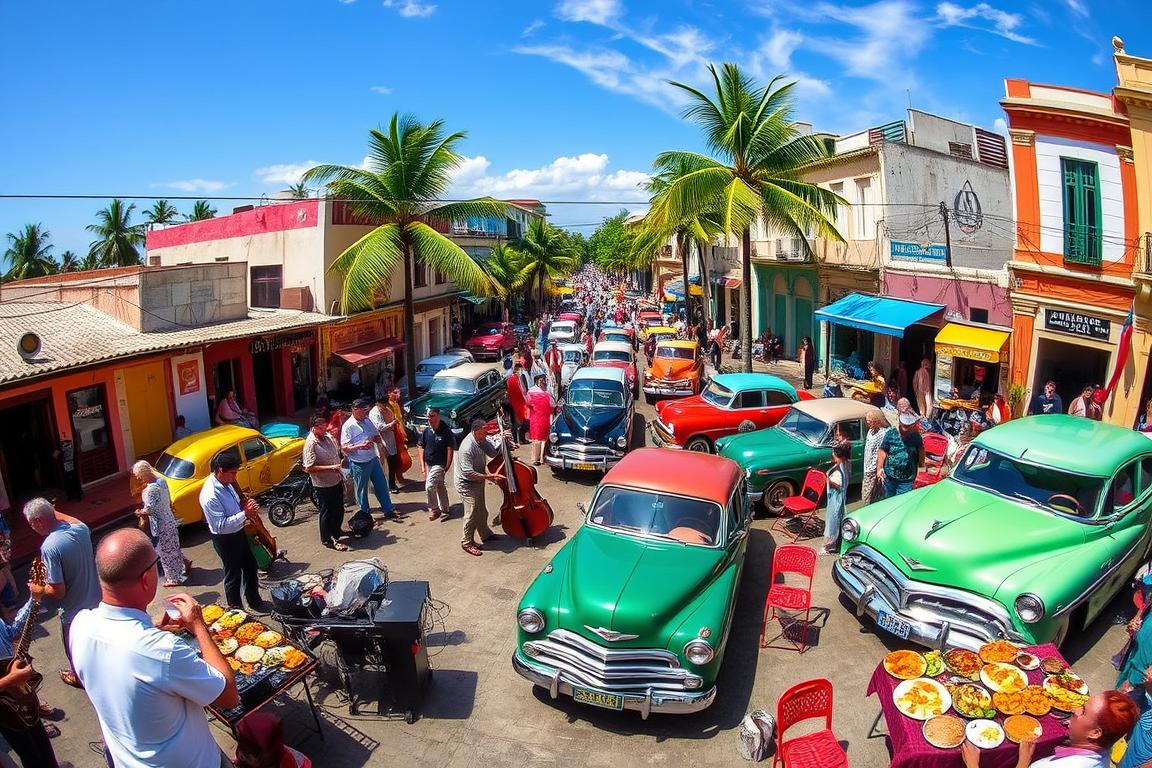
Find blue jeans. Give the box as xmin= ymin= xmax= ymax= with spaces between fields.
xmin=350 ymin=458 xmax=394 ymax=516
xmin=883 ymin=476 xmax=914 ymax=498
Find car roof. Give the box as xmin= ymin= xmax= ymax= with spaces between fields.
xmin=656 ymin=339 xmax=697 ymax=349
xmin=646 ymin=325 xmax=676 ymax=333
xmin=551 ymin=319 xmax=577 ymax=326
xmin=436 ymin=362 xmax=493 ymax=379
xmin=791 ymin=398 xmax=876 ymax=420
xmin=559 ymin=343 xmax=586 ymax=352
xmin=166 ymin=425 xmax=262 ymax=457
xmin=419 ymin=355 xmax=464 ymax=366
xmin=975 ymin=414 xmax=1152 ymax=475
xmin=593 ymin=341 xmax=633 ymax=353
xmin=712 ymin=372 xmax=797 ymax=396
xmin=604 ymin=448 xmax=741 ymax=507
xmin=571 ymin=366 xmax=626 ymax=385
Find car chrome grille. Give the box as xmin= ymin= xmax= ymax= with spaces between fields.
xmin=523 ymin=629 xmax=693 ymax=692
xmin=553 ymin=444 xmax=621 ymax=460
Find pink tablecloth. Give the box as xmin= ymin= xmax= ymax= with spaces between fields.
xmin=866 ymin=644 xmax=1069 ymax=768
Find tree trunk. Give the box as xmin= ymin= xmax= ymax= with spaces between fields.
xmin=677 ymin=230 xmax=690 ymax=321
xmin=697 ymin=241 xmax=711 ymax=326
xmin=402 ymin=241 xmax=418 ymax=397
xmin=741 ymin=228 xmax=753 ymax=373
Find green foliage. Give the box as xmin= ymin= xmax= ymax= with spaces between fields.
xmin=514 ymin=218 xmax=581 ymax=308
xmin=188 ymin=200 xmax=217 ymax=221
xmin=485 ymin=243 xmax=533 ymax=320
xmin=58 ymin=250 xmax=80 ymax=272
xmin=86 ymin=200 xmax=145 ymax=268
xmin=287 ymin=182 xmax=312 ymax=199
xmin=4 ymin=223 xmax=58 ymax=280
xmin=143 ymin=200 xmax=181 ymax=226
xmin=588 ymin=211 xmax=636 ymax=273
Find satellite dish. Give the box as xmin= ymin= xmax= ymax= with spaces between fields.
xmin=17 ymin=332 xmax=41 ymax=361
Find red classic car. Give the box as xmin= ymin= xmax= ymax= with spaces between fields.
xmin=557 ymin=311 xmax=583 ymax=324
xmin=590 ymin=340 xmax=638 ymax=397
xmin=464 ymin=322 xmax=517 ymax=360
xmin=598 ymin=326 xmax=636 ymax=346
xmin=650 ymin=373 xmax=815 ymax=453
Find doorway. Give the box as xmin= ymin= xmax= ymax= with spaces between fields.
xmin=66 ymin=384 xmax=118 ymax=484
xmin=428 ymin=318 xmax=442 ymax=358
xmin=0 ymin=395 xmax=58 ymax=502
xmin=1034 ymin=338 xmax=1110 ymax=409
xmin=291 ymin=349 xmax=313 ymax=412
xmin=898 ymin=324 xmax=939 ymax=399
xmin=252 ymin=351 xmax=276 ymax=420
xmin=121 ymin=361 xmax=172 ymax=456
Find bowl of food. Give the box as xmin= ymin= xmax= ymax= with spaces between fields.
xmin=944 ymin=649 xmax=982 ymax=680
xmin=1015 ymin=651 xmax=1039 ymax=670
xmin=884 ymin=650 xmax=927 ymax=680
xmin=981 ymin=662 xmax=1028 ymax=693
xmin=1003 ymin=715 xmax=1043 ymax=744
xmin=978 ymin=640 xmax=1019 ymax=664
xmin=923 ymin=714 xmax=966 ymax=749
xmin=1041 ymin=656 xmax=1066 ymax=675
xmin=951 ymin=684 xmax=994 ymax=719
xmin=893 ymin=678 xmax=952 ymax=720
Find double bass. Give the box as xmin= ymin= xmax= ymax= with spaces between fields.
xmin=488 ymin=411 xmax=554 ymax=545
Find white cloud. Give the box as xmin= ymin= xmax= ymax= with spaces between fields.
xmin=382 ymin=0 xmax=436 ymax=17
xmin=153 ymin=179 xmax=232 ymax=193
xmin=449 ymin=153 xmax=649 ymax=202
xmin=368 ymin=85 xmax=393 ymax=94
xmin=993 ymin=117 xmax=1008 ymax=134
xmin=1063 ymin=0 xmax=1088 ymax=16
xmin=253 ymin=162 xmax=322 ymax=186
xmin=816 ymin=1 xmax=931 ymax=81
xmin=555 ymin=0 xmax=620 ymax=25
xmin=522 ymin=19 xmax=545 ymax=37
xmin=935 ymin=2 xmax=1037 ymax=45
xmin=762 ymin=29 xmax=803 ymax=71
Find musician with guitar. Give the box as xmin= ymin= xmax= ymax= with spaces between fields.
xmin=199 ymin=452 xmax=272 ymax=614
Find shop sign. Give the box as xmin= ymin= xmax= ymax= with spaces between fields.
xmin=1044 ymin=309 xmax=1110 ymax=341
xmin=934 ymin=343 xmax=1003 ymax=364
xmin=250 ymin=331 xmax=313 ymax=355
xmin=890 ymin=240 xmax=948 ymax=263
xmin=326 ymin=309 xmax=403 ymax=353
xmin=176 ymin=359 xmax=201 ymax=395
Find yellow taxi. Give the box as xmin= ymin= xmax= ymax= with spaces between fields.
xmin=154 ymin=425 xmax=305 ymax=525
xmin=640 ymin=324 xmax=678 ymax=343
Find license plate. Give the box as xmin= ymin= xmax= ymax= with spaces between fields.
xmin=573 ymin=462 xmax=596 ymax=471
xmin=877 ymin=610 xmax=912 ymax=640
xmin=572 ymin=686 xmax=624 ymax=710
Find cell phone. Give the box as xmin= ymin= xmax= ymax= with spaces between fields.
xmin=165 ymin=605 xmax=181 ymax=621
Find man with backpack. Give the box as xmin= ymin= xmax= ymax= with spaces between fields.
xmin=875 ymin=412 xmax=924 ymax=498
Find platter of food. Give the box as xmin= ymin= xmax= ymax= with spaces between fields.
xmin=924 ymin=650 xmax=944 ymax=677
xmin=894 ymin=678 xmax=952 ymax=720
xmin=1040 ymin=657 xmax=1066 ymax=675
xmin=993 ymin=686 xmax=1052 ymax=717
xmin=215 ymin=609 xmax=248 ymax=631
xmin=944 ymin=649 xmax=982 ymax=679
xmin=966 ymin=719 xmax=1006 ymax=749
xmin=235 ymin=622 xmax=266 ymax=645
xmin=1044 ymin=674 xmax=1089 ymax=711
xmin=981 ymin=662 xmax=1028 ymax=693
xmin=978 ymin=640 xmax=1019 ymax=664
xmin=282 ymin=647 xmax=309 ymax=670
xmin=884 ymin=649 xmax=927 ymax=680
xmin=214 ymin=637 xmax=238 ymax=656
xmin=254 ymin=631 xmax=283 ymax=649
xmin=951 ymin=684 xmax=994 ymax=719
xmin=923 ymin=714 xmax=966 ymax=749
xmin=202 ymin=604 xmax=225 ymax=624
xmin=1003 ymin=715 xmax=1043 ymax=744
xmin=1015 ymin=651 xmax=1040 ymax=671
xmin=235 ymin=645 xmax=265 ymax=664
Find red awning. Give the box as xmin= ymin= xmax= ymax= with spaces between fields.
xmin=333 ymin=338 xmax=404 ymax=366
xmin=720 ymin=277 xmax=741 ymax=289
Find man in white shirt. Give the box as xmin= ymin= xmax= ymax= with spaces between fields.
xmin=70 ymin=528 xmax=239 ymax=768
xmin=341 ymin=397 xmax=397 ymax=520
xmin=199 ymin=453 xmax=269 ymax=612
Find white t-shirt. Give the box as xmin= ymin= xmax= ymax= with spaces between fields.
xmin=70 ymin=603 xmax=227 ymax=768
xmin=1030 ymin=754 xmax=1107 ymax=768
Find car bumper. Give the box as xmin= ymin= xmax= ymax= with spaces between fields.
xmin=512 ymin=651 xmax=717 ymax=718
xmin=647 ymin=423 xmax=680 ymax=449
xmin=544 ymin=452 xmax=623 ymax=471
xmin=746 ymin=490 xmax=763 ymax=502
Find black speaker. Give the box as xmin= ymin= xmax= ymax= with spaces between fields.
xmin=373 ymin=580 xmax=432 ymax=723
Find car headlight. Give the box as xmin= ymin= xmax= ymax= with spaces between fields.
xmin=449 ymin=409 xmax=458 ymax=419
xmin=1014 ymin=593 xmax=1045 ymax=624
xmin=517 ymin=608 xmax=545 ymax=634
xmin=683 ymin=638 xmax=714 ymax=666
xmin=841 ymin=518 xmax=860 ymax=542
xmin=616 ymin=435 xmax=627 ymax=448
xmin=549 ymin=432 xmax=558 ymax=443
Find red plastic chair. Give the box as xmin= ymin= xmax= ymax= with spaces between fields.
xmin=761 ymin=544 xmax=817 ymax=653
xmin=913 ymin=432 xmax=951 ymax=489
xmin=774 ymin=678 xmax=848 ymax=768
xmin=771 ymin=469 xmax=827 ymax=543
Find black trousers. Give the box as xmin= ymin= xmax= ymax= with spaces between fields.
xmin=385 ymin=452 xmax=401 ymax=488
xmin=313 ymin=483 xmax=345 ymax=545
xmin=1 ymin=720 xmax=58 ymax=768
xmin=210 ymin=529 xmax=261 ymax=608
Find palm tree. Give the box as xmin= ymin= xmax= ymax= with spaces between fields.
xmin=287 ymin=182 xmax=312 ymax=199
xmin=188 ymin=200 xmax=217 ymax=221
xmin=86 ymin=199 xmax=145 ymax=267
xmin=79 ymin=251 xmax=102 ymax=271
xmin=485 ymin=243 xmax=532 ymax=321
xmin=652 ymin=63 xmax=844 ymax=370
xmin=142 ymin=199 xmax=181 ymax=227
xmin=58 ymin=250 xmax=80 ymax=272
xmin=515 ymin=218 xmax=581 ymax=312
xmin=302 ymin=114 xmax=505 ymax=395
xmin=3 ymin=224 xmax=58 ymax=280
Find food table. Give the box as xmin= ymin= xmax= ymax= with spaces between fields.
xmin=866 ymin=644 xmax=1071 ymax=768
xmin=207 ymin=657 xmax=324 ymax=739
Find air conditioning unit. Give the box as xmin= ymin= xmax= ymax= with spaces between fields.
xmin=280 ymin=286 xmax=314 ymax=312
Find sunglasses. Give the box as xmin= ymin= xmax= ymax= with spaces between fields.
xmin=139 ymin=554 xmax=160 ymax=580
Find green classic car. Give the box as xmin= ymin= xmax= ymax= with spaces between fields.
xmin=834 ymin=415 xmax=1152 ymax=651
xmin=512 ymin=448 xmax=750 ymax=717
xmin=404 ymin=362 xmax=507 ymax=441
xmin=717 ymin=399 xmax=882 ymax=514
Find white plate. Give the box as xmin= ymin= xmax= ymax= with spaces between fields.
xmin=1015 ymin=652 xmax=1040 ymax=671
xmin=892 ymin=677 xmax=953 ymax=720
xmin=981 ymin=663 xmax=1028 ymax=693
xmin=966 ymin=719 xmax=1005 ymax=749
xmin=1044 ymin=673 xmax=1088 ymax=696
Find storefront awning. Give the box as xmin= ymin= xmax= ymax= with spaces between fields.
xmin=712 ymin=276 xmax=741 ymax=289
xmin=814 ymin=293 xmax=944 ymax=338
xmin=458 ymin=293 xmax=489 ymax=305
xmin=334 ymin=338 xmax=404 ymax=367
xmin=934 ymin=323 xmax=1010 ymax=363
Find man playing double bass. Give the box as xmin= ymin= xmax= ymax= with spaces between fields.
xmin=200 ymin=453 xmax=270 ymax=613
xmin=454 ymin=419 xmax=504 ymax=557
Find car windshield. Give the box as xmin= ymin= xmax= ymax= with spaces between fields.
xmin=656 ymin=346 xmax=694 ymax=360
xmin=776 ymin=408 xmax=829 ymax=445
xmin=562 ymin=351 xmax=583 ymax=362
xmin=567 ymin=384 xmax=625 ymax=407
xmin=701 ymin=381 xmax=734 ymax=408
xmin=589 ymin=486 xmax=721 ymax=546
xmin=952 ymin=445 xmax=1106 ymax=518
xmin=155 ymin=452 xmax=196 ymax=480
xmin=604 ymin=332 xmax=629 ymax=342
xmin=551 ymin=324 xmax=576 ymax=334
xmin=594 ymin=351 xmax=631 ymax=363
xmin=430 ymin=376 xmax=476 ymax=394
xmin=477 ymin=325 xmax=502 ymax=336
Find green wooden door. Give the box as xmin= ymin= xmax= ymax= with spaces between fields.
xmin=774 ymin=295 xmax=787 ymax=348
xmin=795 ymin=297 xmax=814 ymax=356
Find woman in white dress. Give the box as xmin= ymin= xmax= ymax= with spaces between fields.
xmin=133 ymin=460 xmax=190 ymax=586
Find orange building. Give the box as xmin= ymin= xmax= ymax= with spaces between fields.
xmin=1001 ymin=77 xmax=1142 ymax=423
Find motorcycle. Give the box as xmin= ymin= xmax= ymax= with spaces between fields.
xmin=252 ymin=463 xmax=314 ymax=527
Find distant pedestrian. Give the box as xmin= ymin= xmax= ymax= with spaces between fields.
xmin=526 ymin=374 xmax=556 ymax=466
xmin=799 ymin=337 xmax=815 ymax=389
xmin=861 ymin=408 xmax=886 ymax=505
xmin=132 ymin=461 xmax=189 ymax=586
xmin=340 ymin=397 xmax=396 ymax=521
xmin=369 ymin=394 xmax=401 ymax=493
xmin=913 ymin=358 xmax=934 ymax=415
xmin=506 ymin=363 xmax=529 ymax=445
xmin=302 ymin=415 xmax=348 ymax=552
xmin=419 ymin=408 xmax=456 ymax=521
xmin=1027 ymin=379 xmax=1063 ymax=416
xmin=876 ymin=412 xmax=924 ymax=498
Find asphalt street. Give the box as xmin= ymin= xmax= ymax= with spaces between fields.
xmin=17 ymin=361 xmax=1136 ymax=768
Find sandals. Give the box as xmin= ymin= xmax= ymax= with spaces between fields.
xmin=461 ymin=542 xmax=483 ymax=557
xmin=43 ymin=723 xmax=60 ymax=738
xmin=324 ymin=541 xmax=350 ymax=552
xmin=428 ymin=510 xmax=441 ymax=521
xmin=59 ymin=670 xmax=83 ymax=689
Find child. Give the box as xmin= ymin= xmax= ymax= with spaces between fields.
xmin=823 ymin=442 xmax=852 ymax=555
xmin=234 ymin=712 xmax=310 ymax=768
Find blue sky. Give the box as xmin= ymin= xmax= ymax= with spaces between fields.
xmin=0 ymin=0 xmax=1145 ymax=260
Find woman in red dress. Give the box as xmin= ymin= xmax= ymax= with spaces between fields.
xmin=526 ymin=373 xmax=556 ymax=466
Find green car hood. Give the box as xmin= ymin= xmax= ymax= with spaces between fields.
xmin=560 ymin=527 xmax=723 ymax=642
xmin=717 ymin=427 xmax=807 ymax=467
xmin=854 ymin=480 xmax=1084 ymax=599
xmin=408 ymin=392 xmax=470 ymax=418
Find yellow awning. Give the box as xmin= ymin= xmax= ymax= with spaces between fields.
xmin=934 ymin=323 xmax=1009 ymax=363
xmin=552 ymin=286 xmax=575 ymax=296
xmin=689 ymin=284 xmax=703 ymax=296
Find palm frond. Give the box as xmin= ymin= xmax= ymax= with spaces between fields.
xmin=405 ymin=221 xmax=494 ymax=296
xmin=328 ymin=223 xmax=405 ymax=311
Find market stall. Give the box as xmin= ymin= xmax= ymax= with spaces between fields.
xmin=932 ymin=322 xmax=1010 ymax=404
xmin=814 ymin=293 xmax=944 ymax=380
xmin=867 ymin=641 xmax=1087 ymax=768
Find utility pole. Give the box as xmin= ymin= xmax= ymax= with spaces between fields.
xmin=939 ymin=201 xmax=953 ymax=269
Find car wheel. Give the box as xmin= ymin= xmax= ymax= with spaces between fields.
xmin=268 ymin=500 xmax=295 ymax=527
xmin=684 ymin=436 xmax=712 ymax=453
xmin=763 ymin=478 xmax=796 ymax=515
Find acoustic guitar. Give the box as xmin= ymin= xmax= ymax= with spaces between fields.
xmin=0 ymin=557 xmax=47 ymax=731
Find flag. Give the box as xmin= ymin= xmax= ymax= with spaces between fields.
xmin=1096 ymin=303 xmax=1134 ymax=405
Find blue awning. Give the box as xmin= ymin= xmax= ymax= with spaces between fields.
xmin=813 ymin=293 xmax=944 ymax=338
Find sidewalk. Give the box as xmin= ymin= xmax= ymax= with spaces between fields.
xmin=705 ymin=352 xmax=827 ymax=396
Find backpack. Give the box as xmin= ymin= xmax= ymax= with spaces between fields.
xmin=883 ymin=428 xmax=916 ymax=482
